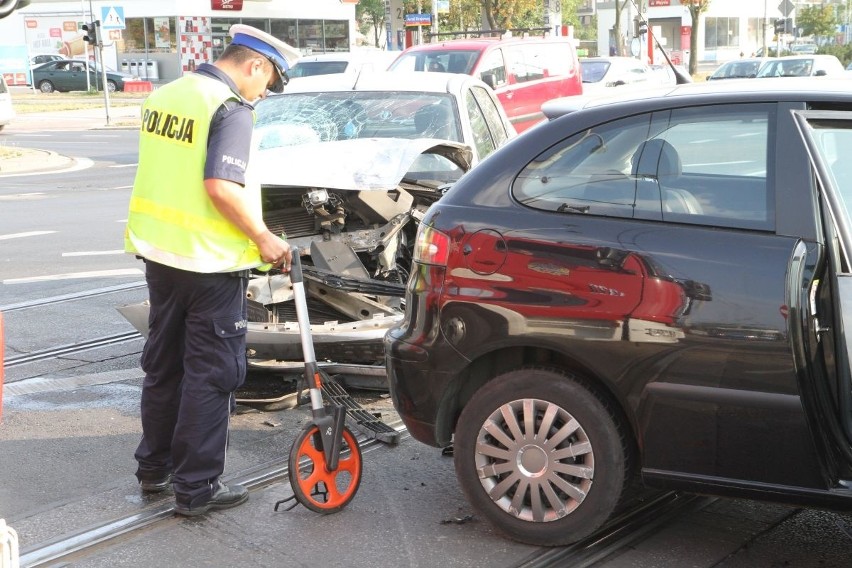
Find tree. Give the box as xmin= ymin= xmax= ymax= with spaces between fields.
xmin=796 ymin=5 xmax=837 ymax=40
xmin=446 ymin=0 xmax=484 ymax=32
xmin=680 ymin=0 xmax=711 ymax=75
xmin=481 ymin=0 xmax=542 ymax=30
xmin=612 ymin=0 xmax=630 ymax=56
xmin=357 ymin=0 xmax=386 ymax=48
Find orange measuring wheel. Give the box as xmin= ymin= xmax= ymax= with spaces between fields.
xmin=288 ymin=423 xmax=362 ymax=513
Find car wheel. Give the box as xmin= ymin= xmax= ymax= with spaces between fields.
xmin=454 ymin=367 xmax=632 ymax=546
xmin=107 ymin=80 xmax=117 ymax=93
xmin=38 ymin=80 xmax=55 ymax=93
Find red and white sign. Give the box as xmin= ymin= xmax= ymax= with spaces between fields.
xmin=211 ymin=0 xmax=243 ymax=10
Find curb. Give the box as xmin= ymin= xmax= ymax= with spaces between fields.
xmin=0 ymin=147 xmax=75 ymax=175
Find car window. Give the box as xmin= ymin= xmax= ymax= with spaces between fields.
xmin=288 ymin=61 xmax=349 ymax=78
xmin=0 ymin=76 xmax=7 ymax=94
xmin=478 ymin=48 xmax=507 ymax=87
xmin=581 ymin=61 xmax=610 ymax=83
xmin=471 ymin=85 xmax=509 ymax=150
xmin=464 ymin=88 xmax=497 ymax=159
xmin=513 ymin=104 xmax=773 ymax=230
xmin=505 ymin=45 xmax=545 ymax=83
xmin=255 ymin=92 xmax=461 ymax=145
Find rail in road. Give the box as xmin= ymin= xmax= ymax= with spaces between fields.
xmin=4 ymin=282 xmax=716 ymax=566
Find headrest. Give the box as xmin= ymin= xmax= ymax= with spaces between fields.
xmin=631 ymin=139 xmax=681 ymax=179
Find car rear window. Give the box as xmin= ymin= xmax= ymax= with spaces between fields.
xmin=513 ymin=103 xmax=774 ymax=231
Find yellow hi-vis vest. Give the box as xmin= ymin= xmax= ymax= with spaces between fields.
xmin=124 ymin=73 xmax=263 ymax=273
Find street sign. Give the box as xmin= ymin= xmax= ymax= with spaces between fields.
xmin=778 ymin=0 xmax=794 ymax=17
xmin=100 ymin=6 xmax=125 ymax=30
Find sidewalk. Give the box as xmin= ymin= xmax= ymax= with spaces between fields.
xmin=0 ymin=104 xmax=141 ymax=174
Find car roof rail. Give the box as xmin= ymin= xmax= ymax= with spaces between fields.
xmin=425 ymin=27 xmax=554 ymax=41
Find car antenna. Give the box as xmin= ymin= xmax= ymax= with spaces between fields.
xmin=627 ymin=0 xmax=692 ymax=85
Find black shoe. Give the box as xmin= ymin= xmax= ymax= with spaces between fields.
xmin=139 ymin=473 xmax=173 ymax=493
xmin=174 ymin=480 xmax=248 ymax=517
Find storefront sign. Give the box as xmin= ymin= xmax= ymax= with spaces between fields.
xmin=649 ymin=0 xmax=670 ymax=6
xmin=211 ymin=0 xmax=243 ymax=10
xmin=404 ymin=13 xmax=431 ymax=27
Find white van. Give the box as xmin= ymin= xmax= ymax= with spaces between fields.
xmin=0 ymin=74 xmax=15 ymax=131
xmin=287 ymin=50 xmax=398 ymax=79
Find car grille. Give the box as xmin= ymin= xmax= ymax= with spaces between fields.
xmin=264 ymin=206 xmax=316 ymax=239
xmin=248 ymin=297 xmax=356 ymax=325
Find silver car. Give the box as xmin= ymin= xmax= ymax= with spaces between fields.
xmin=119 ymin=71 xmax=515 ymax=378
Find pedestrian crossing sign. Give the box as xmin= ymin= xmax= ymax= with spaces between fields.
xmin=100 ymin=6 xmax=125 ymax=30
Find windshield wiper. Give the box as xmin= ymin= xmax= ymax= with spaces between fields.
xmin=557 ymin=203 xmax=590 ymax=214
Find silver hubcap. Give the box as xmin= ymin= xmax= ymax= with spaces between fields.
xmin=474 ymin=398 xmax=594 ymax=522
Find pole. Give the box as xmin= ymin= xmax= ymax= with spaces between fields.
xmin=82 ymin=0 xmax=90 ymax=91
xmin=417 ymin=0 xmax=422 ymax=44
xmin=99 ymin=39 xmax=111 ymax=126
xmin=431 ymin=0 xmax=438 ymax=38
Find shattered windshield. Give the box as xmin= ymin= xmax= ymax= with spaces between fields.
xmin=255 ymin=91 xmax=461 ymax=149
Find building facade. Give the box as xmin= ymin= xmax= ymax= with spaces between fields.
xmin=587 ymin=0 xmax=800 ymax=65
xmin=0 ymin=0 xmax=358 ymax=85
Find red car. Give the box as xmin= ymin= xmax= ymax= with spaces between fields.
xmin=389 ymin=36 xmax=582 ymax=133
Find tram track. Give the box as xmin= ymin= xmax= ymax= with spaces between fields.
xmin=0 ymin=281 xmax=147 ymax=313
xmin=18 ymin=434 xmax=396 ymax=567
xmin=17 ymin=437 xmax=707 ymax=568
xmin=3 ymin=331 xmax=142 ymax=368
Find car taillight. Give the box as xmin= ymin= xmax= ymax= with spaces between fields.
xmin=414 ymin=224 xmax=450 ymax=266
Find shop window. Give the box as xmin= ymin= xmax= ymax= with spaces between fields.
xmin=271 ymin=19 xmax=297 ymax=47
xmin=324 ymin=20 xmax=348 ymax=52
xmin=121 ymin=18 xmax=176 ymax=53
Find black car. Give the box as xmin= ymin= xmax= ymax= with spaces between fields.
xmin=31 ymin=59 xmax=136 ymax=93
xmin=385 ymin=79 xmax=852 ymax=546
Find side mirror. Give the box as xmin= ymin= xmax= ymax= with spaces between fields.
xmin=814 ymin=69 xmax=827 ymax=77
xmin=481 ymin=72 xmax=496 ymax=89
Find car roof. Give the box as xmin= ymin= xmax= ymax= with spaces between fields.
xmin=293 ymin=51 xmax=396 ymax=64
xmin=282 ymin=70 xmax=480 ymax=95
xmin=543 ymin=77 xmax=852 ymax=118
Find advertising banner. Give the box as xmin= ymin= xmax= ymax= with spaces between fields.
xmin=154 ymin=17 xmax=171 ymax=49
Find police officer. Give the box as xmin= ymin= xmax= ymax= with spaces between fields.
xmin=125 ymin=24 xmax=299 ymax=516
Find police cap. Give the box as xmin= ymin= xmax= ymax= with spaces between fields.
xmin=229 ymin=24 xmax=300 ymax=93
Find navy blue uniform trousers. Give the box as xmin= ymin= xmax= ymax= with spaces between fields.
xmin=135 ymin=260 xmax=248 ymax=506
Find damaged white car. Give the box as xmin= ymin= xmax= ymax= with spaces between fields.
xmin=119 ymin=72 xmax=515 ymax=380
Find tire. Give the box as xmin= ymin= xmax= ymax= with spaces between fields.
xmin=38 ymin=80 xmax=54 ymax=93
xmin=454 ymin=367 xmax=631 ymax=546
xmin=107 ymin=80 xmax=117 ymax=93
xmin=288 ymin=424 xmax=362 ymax=514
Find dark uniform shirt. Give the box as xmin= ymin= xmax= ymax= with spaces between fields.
xmin=195 ymin=63 xmax=255 ymax=186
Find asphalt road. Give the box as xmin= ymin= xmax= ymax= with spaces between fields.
xmin=1 ymin=108 xmax=852 ymax=567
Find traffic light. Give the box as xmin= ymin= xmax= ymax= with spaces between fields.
xmin=82 ymin=20 xmax=100 ymax=46
xmin=774 ymin=18 xmax=792 ymax=34
xmin=633 ymin=18 xmax=648 ymax=37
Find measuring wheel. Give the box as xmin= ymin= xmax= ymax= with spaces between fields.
xmin=288 ymin=422 xmax=363 ymax=513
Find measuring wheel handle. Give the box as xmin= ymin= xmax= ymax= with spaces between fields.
xmin=281 ymin=247 xmax=363 ymax=513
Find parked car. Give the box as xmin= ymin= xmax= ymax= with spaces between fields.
xmin=790 ymin=42 xmax=818 ymax=55
xmin=385 ymin=78 xmax=852 ymax=546
xmin=755 ymin=54 xmax=844 ymax=78
xmin=387 ymin=36 xmax=582 ymax=133
xmin=579 ymin=56 xmax=655 ymax=93
xmin=118 ymin=71 xmax=515 ymax=378
xmin=707 ymin=57 xmax=765 ymax=80
xmin=31 ymin=59 xmax=137 ymax=93
xmin=0 ymin=74 xmax=14 ymax=130
xmin=287 ymin=50 xmax=397 ymax=78
xmin=649 ymin=62 xmax=690 ymax=86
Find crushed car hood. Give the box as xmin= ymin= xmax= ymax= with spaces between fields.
xmin=251 ymin=137 xmax=473 ymax=191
